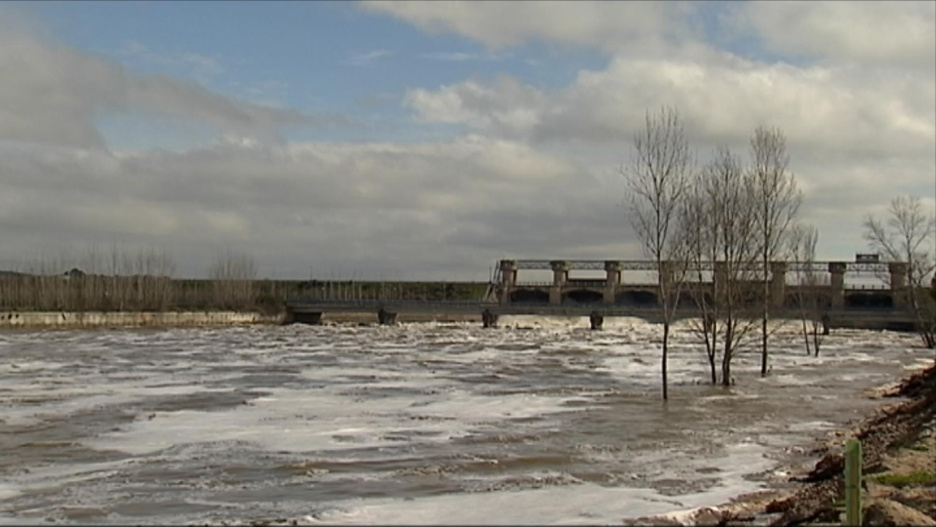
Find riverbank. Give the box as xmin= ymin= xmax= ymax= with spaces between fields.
xmin=637 ymin=361 xmax=936 ymax=526
xmin=0 ymin=311 xmax=286 ymax=329
xmin=0 ymin=311 xmax=488 ymax=330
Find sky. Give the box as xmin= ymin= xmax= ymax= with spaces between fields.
xmin=0 ymin=1 xmax=933 ymax=280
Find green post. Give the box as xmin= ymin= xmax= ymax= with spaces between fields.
xmin=844 ymin=439 xmax=862 ymax=526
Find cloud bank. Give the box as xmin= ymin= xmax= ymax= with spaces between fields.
xmin=0 ymin=3 xmax=933 ymax=279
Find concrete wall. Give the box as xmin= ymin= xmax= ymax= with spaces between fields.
xmin=319 ymin=313 xmax=481 ymax=324
xmin=0 ymin=311 xmax=285 ymax=330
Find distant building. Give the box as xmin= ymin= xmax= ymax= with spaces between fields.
xmin=64 ymin=268 xmax=86 ymax=279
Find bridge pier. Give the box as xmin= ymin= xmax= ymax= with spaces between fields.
xmin=770 ymin=261 xmax=787 ymax=308
xmin=481 ymin=309 xmax=499 ymax=328
xmin=499 ymin=260 xmax=518 ymax=304
xmin=550 ymin=260 xmax=568 ymax=305
xmin=589 ymin=311 xmax=604 ymax=330
xmin=291 ymin=311 xmax=323 ymax=325
xmin=889 ymin=262 xmax=908 ymax=308
xmin=377 ymin=308 xmax=397 ymax=325
xmin=829 ymin=262 xmax=847 ymax=307
xmin=604 ymin=260 xmax=621 ymax=304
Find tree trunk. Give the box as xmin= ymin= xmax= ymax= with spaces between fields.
xmin=721 ymin=321 xmax=733 ymax=387
xmin=709 ymin=353 xmax=717 ymax=385
xmin=801 ymin=316 xmax=811 ymax=355
xmin=662 ymin=321 xmax=669 ymax=400
xmin=760 ymin=309 xmax=769 ymax=376
xmin=812 ymin=323 xmax=821 ymax=357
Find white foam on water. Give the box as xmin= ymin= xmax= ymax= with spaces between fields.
xmin=85 ymin=382 xmax=583 ymax=455
xmin=497 ymin=315 xmax=594 ymax=329
xmin=284 ymin=441 xmax=774 ymax=526
xmin=0 ymin=483 xmax=20 ymax=501
xmin=11 ymin=458 xmax=139 ymax=492
xmin=787 ymin=420 xmax=837 ymax=432
xmin=308 ymin=484 xmax=678 ymax=525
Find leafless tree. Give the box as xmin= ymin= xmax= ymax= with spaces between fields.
xmin=863 ymin=195 xmax=936 ymax=348
xmin=208 ymin=250 xmax=258 ymax=310
xmin=750 ymin=126 xmax=802 ymax=376
xmin=788 ymin=223 xmax=826 ymax=356
xmin=680 ymin=178 xmax=720 ymax=384
xmin=0 ymin=245 xmax=177 ymax=312
xmin=623 ymin=106 xmax=691 ymax=400
xmin=681 ymin=147 xmax=762 ymax=386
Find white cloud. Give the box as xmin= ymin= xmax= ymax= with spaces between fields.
xmin=118 ymin=40 xmax=225 ymax=83
xmin=732 ymin=1 xmax=936 ymax=67
xmin=347 ymin=49 xmax=394 ymax=66
xmin=0 ymin=16 xmax=313 ymax=149
xmin=359 ymin=0 xmax=679 ymax=53
xmin=0 ymin=136 xmax=633 ymax=278
xmin=419 ymin=51 xmax=512 ymax=62
xmin=404 ymin=76 xmax=548 ymax=138
xmin=404 ymin=52 xmax=935 ymax=170
xmin=1 ymin=2 xmax=932 ymax=280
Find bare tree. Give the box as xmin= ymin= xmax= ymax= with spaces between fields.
xmin=682 ymin=147 xmax=762 ymax=386
xmin=750 ymin=126 xmax=802 ymax=376
xmin=863 ymin=195 xmax=936 ymax=348
xmin=680 ymin=178 xmax=720 ymax=384
xmin=623 ymin=106 xmax=691 ymax=400
xmin=208 ymin=250 xmax=258 ymax=310
xmin=788 ymin=223 xmax=826 ymax=356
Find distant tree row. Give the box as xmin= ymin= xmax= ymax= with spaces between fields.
xmin=0 ymin=248 xmax=265 ymax=312
xmin=0 ymin=247 xmax=490 ymax=312
xmin=624 ymin=107 xmax=935 ymax=400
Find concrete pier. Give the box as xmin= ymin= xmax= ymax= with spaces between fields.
xmin=549 ymin=260 xmax=568 ymax=304
xmin=889 ymin=262 xmax=908 ymax=307
xmin=770 ymin=261 xmax=787 ymax=308
xmin=829 ymin=262 xmax=847 ymax=307
xmin=377 ymin=308 xmax=397 ymax=325
xmin=589 ymin=311 xmax=603 ymax=330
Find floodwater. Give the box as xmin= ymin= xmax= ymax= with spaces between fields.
xmin=0 ymin=317 xmax=932 ymax=525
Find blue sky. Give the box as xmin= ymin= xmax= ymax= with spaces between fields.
xmin=0 ymin=1 xmax=933 ymax=278
xmin=14 ymin=1 xmax=609 ymax=148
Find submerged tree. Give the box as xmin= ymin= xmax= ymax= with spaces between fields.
xmin=681 ymin=147 xmax=761 ymax=386
xmin=788 ymin=223 xmax=825 ymax=356
xmin=623 ymin=106 xmax=691 ymax=400
xmin=863 ymin=195 xmax=936 ymax=348
xmin=750 ymin=126 xmax=802 ymax=376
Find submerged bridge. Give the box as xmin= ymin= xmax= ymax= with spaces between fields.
xmin=284 ymin=258 xmax=922 ymax=331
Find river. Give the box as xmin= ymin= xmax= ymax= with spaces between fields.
xmin=0 ymin=317 xmax=931 ymax=525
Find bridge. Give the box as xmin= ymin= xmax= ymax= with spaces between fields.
xmin=495 ymin=259 xmax=910 ymax=309
xmin=284 ymin=299 xmax=917 ymax=331
xmin=284 ymin=257 xmax=921 ymax=332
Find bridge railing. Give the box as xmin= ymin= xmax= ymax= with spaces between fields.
xmin=507 ymin=259 xmax=895 ymax=275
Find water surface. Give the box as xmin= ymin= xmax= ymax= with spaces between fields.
xmin=0 ymin=318 xmax=930 ymax=524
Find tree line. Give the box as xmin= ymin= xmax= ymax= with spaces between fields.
xmin=0 ymin=248 xmax=274 ymax=312
xmin=624 ymin=106 xmax=935 ymax=399
xmin=0 ymin=247 xmax=489 ymax=312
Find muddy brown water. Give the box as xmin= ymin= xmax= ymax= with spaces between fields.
xmin=0 ymin=319 xmax=931 ymax=524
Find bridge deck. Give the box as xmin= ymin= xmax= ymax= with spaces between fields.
xmin=286 ymin=299 xmax=915 ymax=325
